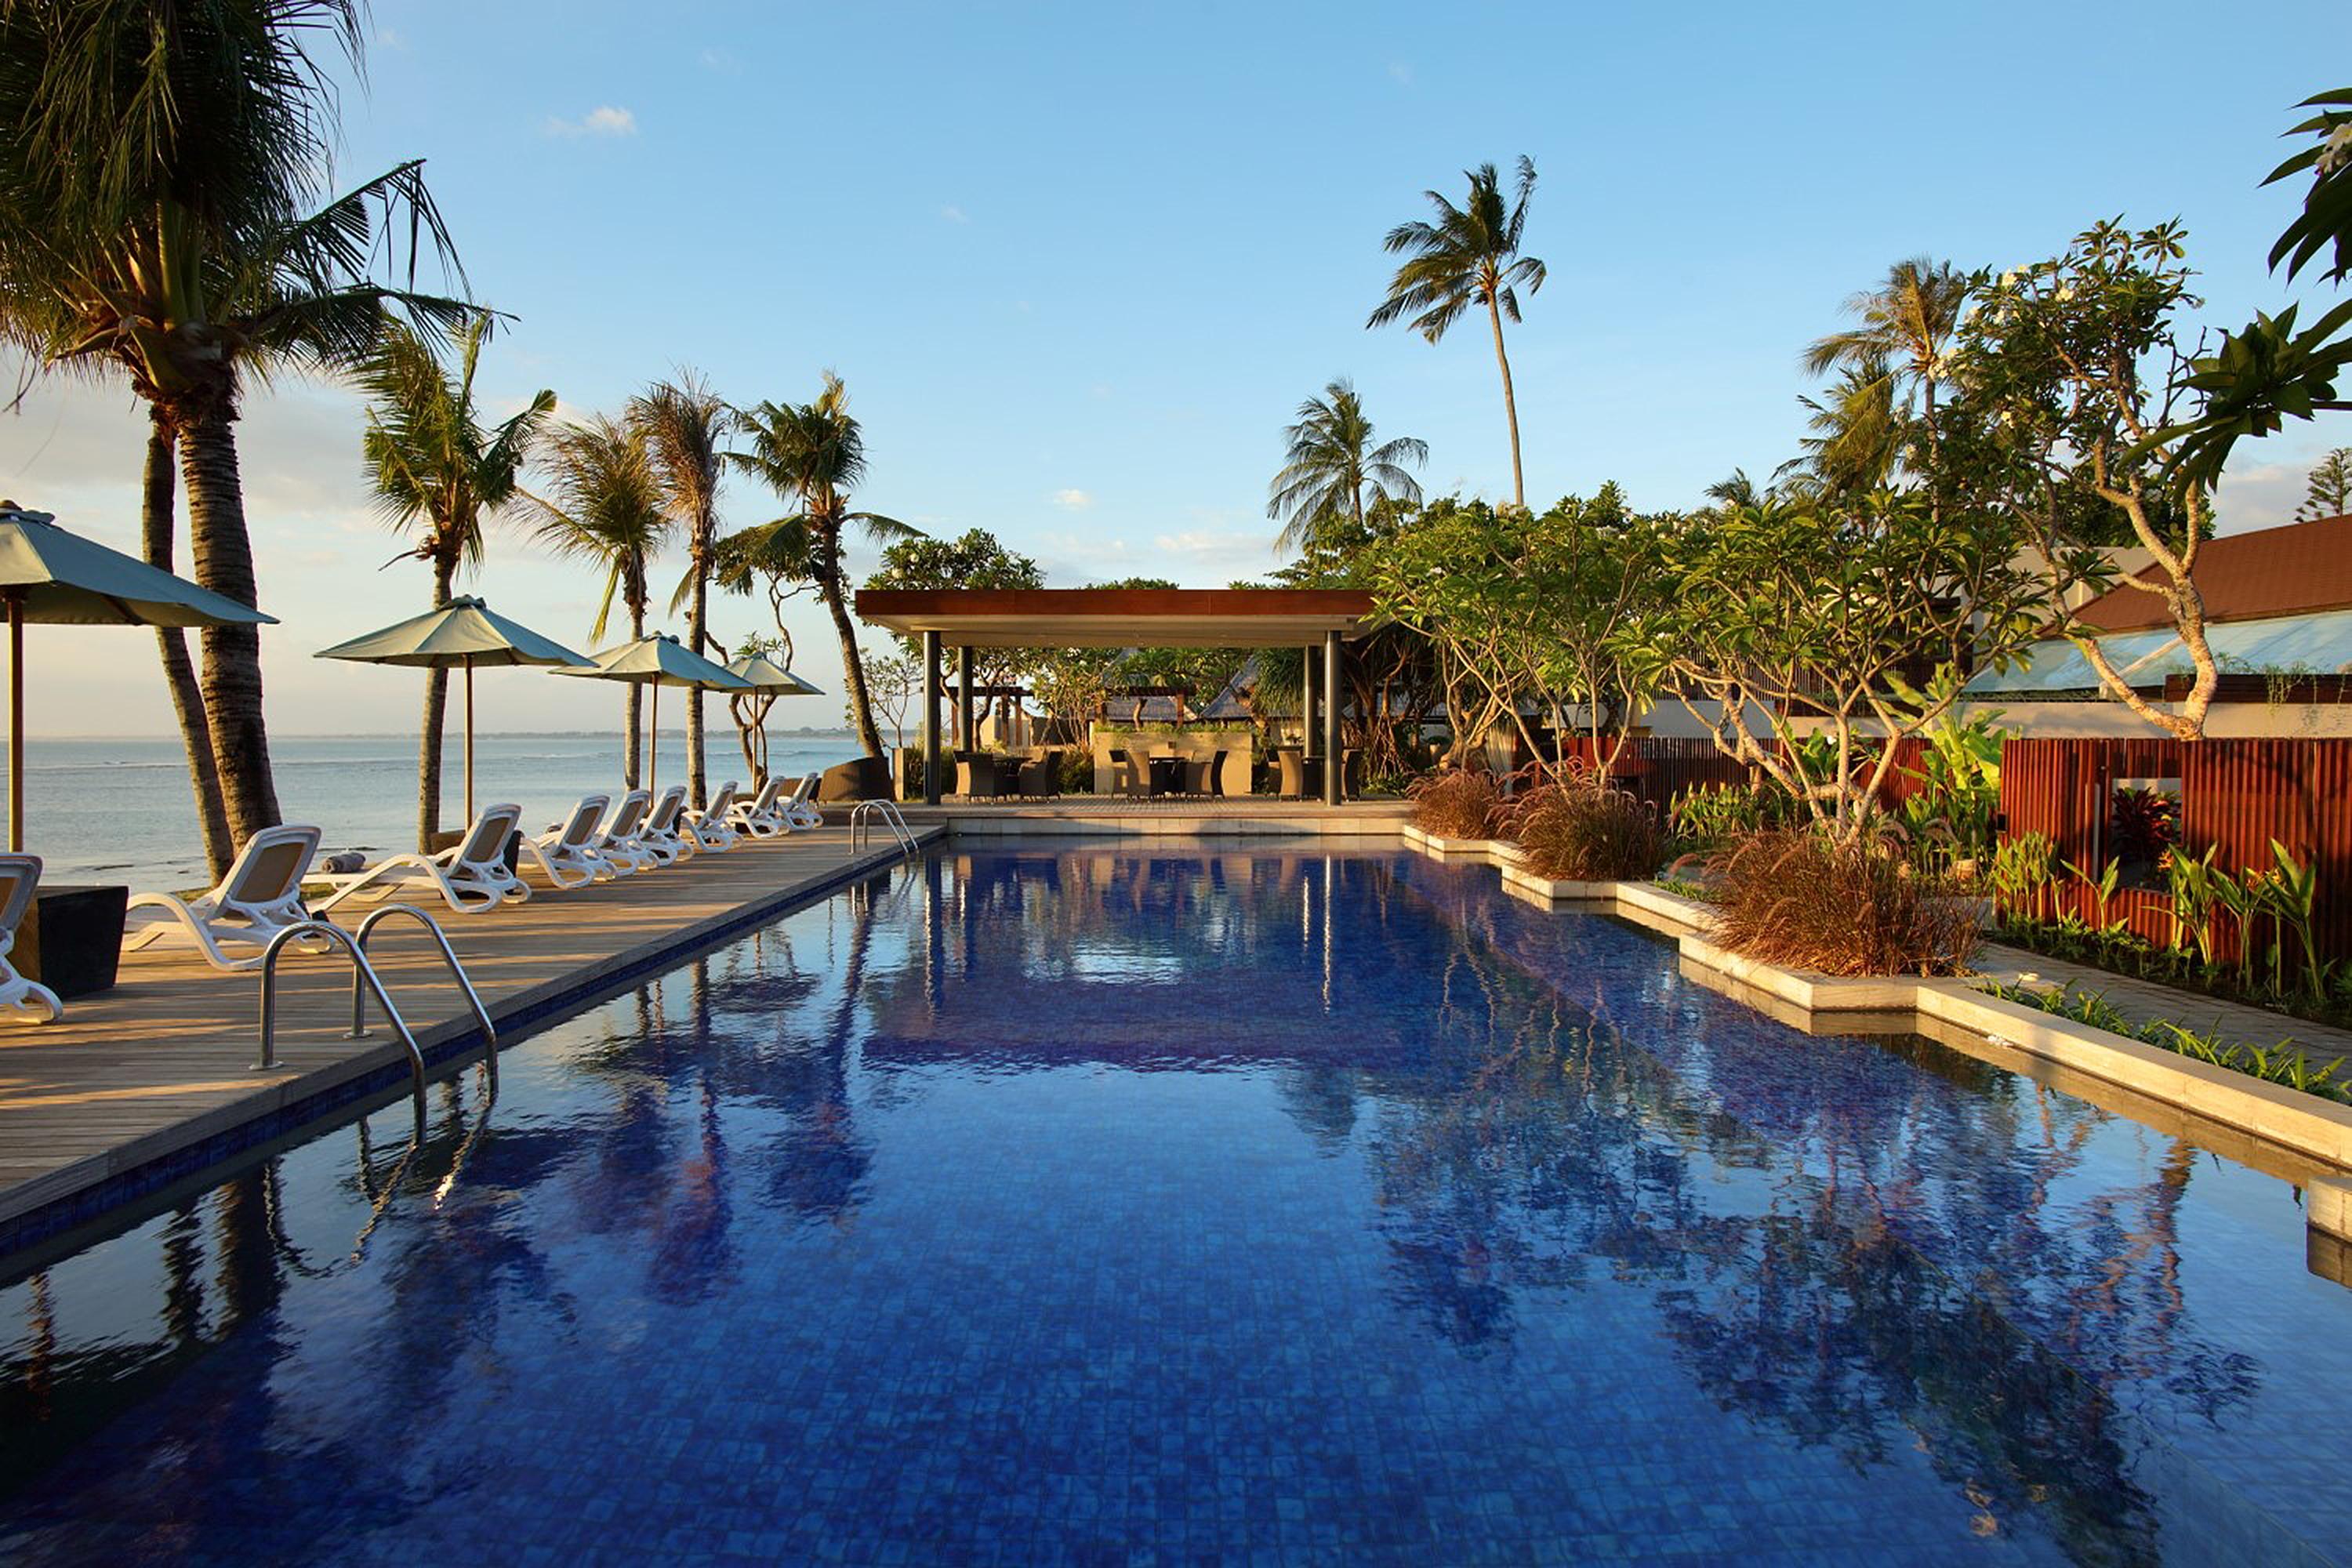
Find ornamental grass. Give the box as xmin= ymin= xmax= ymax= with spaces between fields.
xmin=1711 ymin=831 xmax=1981 ymax=978
xmin=1497 ymin=782 xmax=1664 ymax=881
xmin=1406 ymin=768 xmax=1503 ymax=840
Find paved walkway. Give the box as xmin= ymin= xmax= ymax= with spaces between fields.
xmin=0 ymin=825 xmax=929 ymax=1237
xmin=1972 ymin=941 xmax=2352 ymax=1073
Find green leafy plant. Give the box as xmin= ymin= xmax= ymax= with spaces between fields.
xmin=1990 ymin=831 xmax=2057 ymax=925
xmin=2250 ymin=840 xmax=2328 ymax=1002
xmin=1710 ymin=831 xmax=1981 ymax=977
xmin=1667 ymin=783 xmax=1788 ymax=855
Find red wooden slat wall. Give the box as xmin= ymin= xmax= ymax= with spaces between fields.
xmin=1997 ymin=738 xmax=2352 ymax=961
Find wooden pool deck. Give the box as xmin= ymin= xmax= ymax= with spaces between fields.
xmin=0 ymin=825 xmax=938 ymax=1246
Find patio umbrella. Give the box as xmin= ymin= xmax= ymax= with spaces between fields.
xmin=723 ymin=652 xmax=825 ymax=783
xmin=559 ymin=633 xmax=752 ymax=795
xmin=314 ymin=596 xmax=593 ymax=824
xmin=0 ymin=503 xmax=278 ymax=851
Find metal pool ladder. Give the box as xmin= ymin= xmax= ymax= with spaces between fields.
xmin=254 ymin=903 xmax=499 ymax=1128
xmin=848 ymin=798 xmax=919 ymax=858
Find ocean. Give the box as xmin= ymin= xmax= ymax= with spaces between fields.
xmin=2 ymin=731 xmax=868 ymax=887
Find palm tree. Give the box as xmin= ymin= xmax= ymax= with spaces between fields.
xmin=1367 ymin=156 xmax=1546 ymax=510
xmin=1775 ymin=358 xmax=1900 ymax=499
xmin=0 ymin=0 xmax=474 ymax=871
xmin=630 ymin=372 xmax=732 ymax=809
xmin=726 ymin=375 xmax=918 ymax=759
xmin=524 ymin=417 xmax=672 ymax=788
xmin=1802 ymin=257 xmax=1973 ymax=469
xmin=356 ymin=316 xmax=555 ymax=850
xmin=1265 ymin=379 xmax=1427 ymax=556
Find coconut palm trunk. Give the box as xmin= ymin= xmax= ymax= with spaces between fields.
xmin=142 ymin=411 xmax=234 ymax=878
xmin=177 ymin=407 xmax=281 ymax=843
xmin=824 ymin=568 xmax=885 ymax=757
xmin=686 ymin=569 xmax=708 ymax=804
xmin=1486 ymin=293 xmax=1525 ymax=510
xmin=415 ymin=553 xmax=459 ymax=851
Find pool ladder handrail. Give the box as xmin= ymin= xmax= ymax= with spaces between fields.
xmin=254 ymin=904 xmax=499 ymax=1128
xmin=848 ymin=798 xmax=918 ymax=858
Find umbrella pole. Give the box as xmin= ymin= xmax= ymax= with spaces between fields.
xmin=463 ymin=655 xmax=476 ymax=823
xmin=650 ymin=681 xmax=659 ymax=796
xmin=7 ymin=595 xmax=20 ymax=854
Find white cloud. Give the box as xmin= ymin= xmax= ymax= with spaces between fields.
xmin=544 ymin=105 xmax=637 ymax=139
xmin=1052 ymin=488 xmax=1092 ymax=510
xmin=1388 ymin=61 xmax=1414 ymax=85
xmin=940 ymin=204 xmax=969 ymax=224
xmin=2212 ymin=452 xmax=2330 ymax=535
xmin=698 ymin=48 xmax=739 ymax=74
xmin=376 ymin=27 xmax=405 ymax=49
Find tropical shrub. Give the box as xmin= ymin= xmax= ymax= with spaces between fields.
xmin=2108 ymin=786 xmax=2180 ymax=868
xmin=1406 ymin=768 xmax=1501 ymax=840
xmin=1669 ymin=784 xmax=1771 ymax=855
xmin=1500 ymin=783 xmax=1664 ymax=881
xmin=1711 ymin=832 xmax=1982 ymax=977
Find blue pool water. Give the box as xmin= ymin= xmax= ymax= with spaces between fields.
xmin=3 ymin=848 xmax=2350 ymax=1564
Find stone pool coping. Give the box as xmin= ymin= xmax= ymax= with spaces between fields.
xmin=1400 ymin=825 xmax=2352 ymax=1188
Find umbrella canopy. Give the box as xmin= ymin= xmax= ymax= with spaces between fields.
xmin=561 ymin=634 xmax=753 ymax=795
xmin=316 ymin=597 xmax=593 ymax=829
xmin=564 ymin=633 xmax=756 ymax=690
xmin=314 ymin=595 xmax=590 ymax=669
xmin=723 ymin=652 xmax=824 ymax=695
xmin=0 ymin=503 xmax=279 ymax=629
xmin=0 ymin=503 xmax=277 ymax=851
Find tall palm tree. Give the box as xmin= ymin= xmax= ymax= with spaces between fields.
xmin=524 ymin=417 xmax=672 ymax=788
xmin=1265 ymin=378 xmax=1427 ymax=556
xmin=726 ymin=375 xmax=918 ymax=759
xmin=357 ymin=316 xmax=555 ymax=850
xmin=630 ymin=372 xmax=731 ymax=809
xmin=1802 ymin=256 xmax=1973 ymax=469
xmin=1367 ymin=156 xmax=1546 ymax=510
xmin=0 ymin=0 xmax=474 ymax=871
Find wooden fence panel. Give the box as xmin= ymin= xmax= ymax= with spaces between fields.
xmin=1997 ymin=737 xmax=2352 ymax=963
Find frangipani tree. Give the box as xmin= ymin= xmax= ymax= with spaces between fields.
xmin=1945 ymin=222 xmax=2225 ymax=740
xmin=1632 ymin=491 xmax=2053 ymax=844
xmin=1369 ymin=490 xmax=1668 ymax=782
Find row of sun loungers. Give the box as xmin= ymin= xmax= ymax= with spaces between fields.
xmin=0 ymin=775 xmax=829 ymax=1016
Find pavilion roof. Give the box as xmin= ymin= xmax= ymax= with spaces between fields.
xmin=854 ymin=586 xmax=1375 ymax=648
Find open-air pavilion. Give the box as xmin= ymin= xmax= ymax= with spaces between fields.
xmin=852 ymin=586 xmax=1377 ymax=805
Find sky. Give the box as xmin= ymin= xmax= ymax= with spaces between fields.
xmin=3 ymin=0 xmax=2349 ymax=737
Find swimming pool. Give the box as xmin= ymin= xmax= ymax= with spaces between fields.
xmin=3 ymin=846 xmax=2347 ymax=1564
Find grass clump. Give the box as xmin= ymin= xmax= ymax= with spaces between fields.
xmin=1981 ymin=981 xmax=2348 ymax=1104
xmin=1711 ymin=831 xmax=1981 ymax=978
xmin=1406 ymin=768 xmax=1502 ymax=840
xmin=1498 ymin=782 xmax=1664 ymax=881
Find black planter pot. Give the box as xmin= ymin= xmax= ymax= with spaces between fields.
xmin=14 ymin=884 xmax=129 ymax=999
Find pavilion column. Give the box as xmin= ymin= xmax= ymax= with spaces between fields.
xmin=956 ymin=645 xmax=974 ymax=749
xmin=922 ymin=630 xmax=942 ymax=805
xmin=1301 ymin=645 xmax=1319 ymax=764
xmin=1322 ymin=630 xmax=1344 ymax=806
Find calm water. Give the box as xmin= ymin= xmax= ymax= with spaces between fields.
xmin=2 ymin=848 xmax=2347 ymax=1564
xmin=2 ymin=731 xmax=862 ymax=886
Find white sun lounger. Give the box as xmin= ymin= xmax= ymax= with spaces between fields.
xmin=637 ymin=786 xmax=693 ymax=864
xmin=593 ymin=789 xmax=657 ymax=875
xmin=125 ymin=824 xmax=323 ymax=971
xmin=521 ymin=793 xmax=613 ymax=889
xmin=0 ymin=855 xmax=63 ymax=1022
xmin=779 ymin=772 xmax=822 ymax=829
xmin=315 ymin=803 xmax=528 ymax=916
xmin=685 ymin=782 xmax=740 ymax=853
xmin=726 ymin=775 xmax=789 ymax=838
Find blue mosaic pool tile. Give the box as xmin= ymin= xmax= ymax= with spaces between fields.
xmin=0 ymin=848 xmax=2346 ymax=1564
